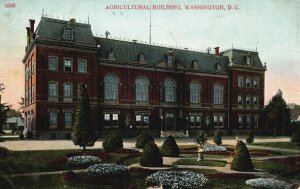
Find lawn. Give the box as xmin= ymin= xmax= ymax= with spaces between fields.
xmin=253 ymin=160 xmax=288 ymax=174
xmin=252 ymin=142 xmax=300 ymax=151
xmin=173 ymin=158 xmax=227 ymax=167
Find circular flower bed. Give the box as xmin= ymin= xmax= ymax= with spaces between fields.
xmin=87 ymin=163 xmax=129 ymax=177
xmin=67 ymin=155 xmax=102 ymax=167
xmin=245 ymin=178 xmax=290 ymax=189
xmin=146 ymin=170 xmax=208 ymax=189
xmin=203 ymin=144 xmax=226 ymax=152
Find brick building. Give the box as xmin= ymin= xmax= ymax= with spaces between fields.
xmin=23 ymin=17 xmax=266 ymax=138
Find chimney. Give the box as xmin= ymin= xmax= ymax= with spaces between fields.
xmin=29 ymin=19 xmax=35 ymax=33
xmin=26 ymin=27 xmax=30 ymax=37
xmin=214 ymin=47 xmax=220 ymax=56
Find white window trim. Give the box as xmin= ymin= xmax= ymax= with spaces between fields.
xmin=78 ymin=59 xmax=87 ymax=73
xmin=63 ymin=57 xmax=73 ymax=72
xmin=48 ymin=56 xmax=58 ymax=71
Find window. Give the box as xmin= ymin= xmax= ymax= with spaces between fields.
xmin=189 ymin=114 xmax=201 ymax=128
xmin=64 ymin=58 xmax=72 ymax=72
xmin=31 ymin=86 xmax=34 ymax=102
xmin=104 ymin=113 xmax=119 ymax=128
xmin=48 ymin=56 xmax=57 ymax=71
xmin=238 ymin=76 xmax=243 ymax=87
xmin=49 ymin=82 xmax=57 ymax=96
xmin=136 ymin=77 xmax=148 ymax=102
xmin=192 ymin=60 xmax=198 ymax=69
xmin=31 ymin=58 xmax=34 ymax=75
xmin=165 ymin=79 xmax=176 ymax=102
xmin=253 ymin=78 xmax=259 ymax=88
xmin=238 ymin=115 xmax=244 ymax=128
xmin=138 ymin=54 xmax=145 ymax=63
xmin=49 ymin=112 xmax=57 ymax=129
xmin=254 ymin=115 xmax=259 ymax=127
xmin=65 ymin=112 xmax=72 ymax=128
xmin=246 ymin=96 xmax=251 ymax=106
xmin=136 ymin=113 xmax=149 ymax=128
xmin=64 ymin=83 xmax=72 ymax=97
xmin=167 ymin=55 xmax=173 ymax=67
xmin=246 ymin=115 xmax=251 ymax=127
xmin=247 ymin=57 xmax=251 ymax=65
xmin=213 ymin=115 xmax=224 ymax=128
xmin=104 ymin=75 xmax=118 ymax=100
xmin=78 ymin=59 xmax=87 ymax=73
xmin=64 ymin=28 xmax=73 ymax=40
xmin=246 ymin=77 xmax=251 ymax=88
xmin=253 ymin=96 xmax=258 ymax=105
xmin=213 ymin=84 xmax=223 ymax=105
xmin=238 ymin=95 xmax=243 ymax=106
xmin=190 ymin=82 xmax=200 ymax=104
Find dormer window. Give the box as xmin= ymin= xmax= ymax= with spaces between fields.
xmin=243 ymin=55 xmax=251 ymax=65
xmin=64 ymin=28 xmax=73 ymax=40
xmin=107 ymin=49 xmax=115 ymax=59
xmin=216 ymin=63 xmax=222 ymax=71
xmin=247 ymin=57 xmax=251 ymax=65
xmin=192 ymin=60 xmax=199 ymax=69
xmin=167 ymin=55 xmax=173 ymax=67
xmin=138 ymin=53 xmax=145 ymax=63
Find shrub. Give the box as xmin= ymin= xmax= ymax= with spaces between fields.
xmin=213 ymin=129 xmax=222 ymax=145
xmin=140 ymin=142 xmax=163 ymax=167
xmin=102 ymin=133 xmax=123 ymax=152
xmin=135 ymin=132 xmax=154 ymax=149
xmin=146 ymin=170 xmax=208 ymax=188
xmin=87 ymin=163 xmax=129 ymax=178
xmin=203 ymin=144 xmax=226 ymax=152
xmin=161 ymin=135 xmax=179 ymax=157
xmin=0 ymin=146 xmax=11 ymax=158
xmin=230 ymin=141 xmax=254 ymax=171
xmin=246 ymin=129 xmax=254 ymax=144
xmin=193 ymin=131 xmax=208 ymax=147
xmin=67 ymin=155 xmax=102 ymax=167
xmin=290 ymin=128 xmax=300 ymax=146
xmin=245 ymin=178 xmax=290 ymax=189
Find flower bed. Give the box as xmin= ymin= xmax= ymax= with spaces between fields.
xmin=67 ymin=155 xmax=102 ymax=167
xmin=208 ymin=173 xmax=257 ymax=180
xmin=66 ymin=150 xmax=110 ymax=160
xmin=245 ymin=178 xmax=290 ymax=189
xmin=146 ymin=170 xmax=208 ymax=189
xmin=203 ymin=144 xmax=227 ymax=152
xmin=87 ymin=163 xmax=129 ymax=178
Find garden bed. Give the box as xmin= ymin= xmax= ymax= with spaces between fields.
xmin=173 ymin=158 xmax=227 ymax=167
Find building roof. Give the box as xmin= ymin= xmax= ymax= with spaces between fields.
xmin=35 ymin=17 xmax=96 ymax=46
xmin=96 ymin=37 xmax=229 ymax=73
xmin=222 ymin=49 xmax=264 ymax=68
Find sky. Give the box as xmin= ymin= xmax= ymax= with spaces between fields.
xmin=0 ymin=0 xmax=299 ymax=109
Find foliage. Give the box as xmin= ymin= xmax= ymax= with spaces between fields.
xmin=161 ymin=135 xmax=180 ymax=157
xmin=72 ymin=83 xmax=97 ymax=151
xmin=87 ymin=163 xmax=129 ymax=177
xmin=203 ymin=144 xmax=227 ymax=152
xmin=135 ymin=132 xmax=154 ymax=149
xmin=263 ymin=90 xmax=292 ymax=136
xmin=290 ymin=128 xmax=300 ymax=146
xmin=193 ymin=131 xmax=208 ymax=147
xmin=213 ymin=129 xmax=222 ymax=145
xmin=246 ymin=129 xmax=255 ymax=144
xmin=146 ymin=170 xmax=208 ymax=189
xmin=140 ymin=142 xmax=163 ymax=167
xmin=67 ymin=155 xmax=102 ymax=167
xmin=18 ymin=97 xmax=25 ymax=113
xmin=173 ymin=159 xmax=227 ymax=167
xmin=102 ymin=133 xmax=123 ymax=152
xmin=245 ymin=178 xmax=290 ymax=189
xmin=6 ymin=108 xmax=22 ymax=117
xmin=230 ymin=141 xmax=254 ymax=171
xmin=0 ymin=146 xmax=11 ymax=158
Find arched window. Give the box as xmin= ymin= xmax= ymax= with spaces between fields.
xmin=165 ymin=79 xmax=176 ymax=102
xmin=190 ymin=82 xmax=200 ymax=104
xmin=135 ymin=77 xmax=148 ymax=101
xmin=104 ymin=74 xmax=118 ymax=100
xmin=63 ymin=82 xmax=73 ymax=97
xmin=213 ymin=84 xmax=223 ymax=105
xmin=49 ymin=81 xmax=57 ymax=96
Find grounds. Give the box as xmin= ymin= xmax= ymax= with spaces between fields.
xmin=0 ymin=136 xmax=299 ymax=189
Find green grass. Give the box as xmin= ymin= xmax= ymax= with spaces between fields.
xmin=252 ymin=142 xmax=300 ymax=150
xmin=183 ymin=153 xmax=229 ymax=159
xmin=173 ymin=158 xmax=227 ymax=167
xmin=207 ymin=179 xmax=252 ymax=189
xmin=122 ymin=156 xmax=141 ymax=166
xmin=253 ymin=160 xmax=288 ymax=174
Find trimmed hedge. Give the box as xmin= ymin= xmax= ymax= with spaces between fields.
xmin=161 ymin=135 xmax=179 ymax=157
xmin=230 ymin=141 xmax=254 ymax=171
xmin=135 ymin=132 xmax=154 ymax=149
xmin=140 ymin=142 xmax=163 ymax=167
xmin=213 ymin=129 xmax=222 ymax=145
xmin=246 ymin=130 xmax=254 ymax=144
xmin=102 ymin=133 xmax=123 ymax=152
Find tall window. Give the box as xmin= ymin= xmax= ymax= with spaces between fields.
xmin=48 ymin=56 xmax=58 ymax=71
xmin=246 ymin=77 xmax=251 ymax=88
xmin=64 ymin=28 xmax=73 ymax=40
xmin=78 ymin=59 xmax=87 ymax=73
xmin=238 ymin=115 xmax=244 ymax=128
xmin=246 ymin=96 xmax=251 ymax=106
xmin=254 ymin=115 xmax=259 ymax=127
xmin=165 ymin=79 xmax=176 ymax=102
xmin=64 ymin=58 xmax=72 ymax=72
xmin=189 ymin=114 xmax=201 ymax=128
xmin=253 ymin=96 xmax=258 ymax=105
xmin=65 ymin=112 xmax=73 ymax=128
xmin=238 ymin=76 xmax=243 ymax=87
xmin=238 ymin=95 xmax=243 ymax=106
xmin=49 ymin=112 xmax=57 ymax=129
xmin=136 ymin=77 xmax=148 ymax=102
xmin=246 ymin=114 xmax=251 ymax=127
xmin=167 ymin=55 xmax=173 ymax=67
xmin=190 ymin=82 xmax=200 ymax=104
xmin=213 ymin=115 xmax=224 ymax=128
xmin=213 ymin=84 xmax=223 ymax=105
xmin=104 ymin=75 xmax=118 ymax=100
xmin=136 ymin=113 xmax=149 ymax=128
xmin=104 ymin=113 xmax=119 ymax=128
xmin=64 ymin=83 xmax=72 ymax=97
xmin=253 ymin=78 xmax=259 ymax=88
xmin=49 ymin=82 xmax=57 ymax=96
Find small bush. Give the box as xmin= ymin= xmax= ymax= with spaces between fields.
xmin=230 ymin=141 xmax=254 ymax=171
xmin=246 ymin=130 xmax=254 ymax=144
xmin=140 ymin=142 xmax=163 ymax=167
xmin=67 ymin=155 xmax=102 ymax=167
xmin=161 ymin=135 xmax=179 ymax=157
xmin=290 ymin=128 xmax=300 ymax=146
xmin=26 ymin=131 xmax=33 ymax=139
xmin=0 ymin=146 xmax=11 ymax=158
xmin=135 ymin=132 xmax=154 ymax=149
xmin=213 ymin=129 xmax=222 ymax=145
xmin=102 ymin=133 xmax=123 ymax=152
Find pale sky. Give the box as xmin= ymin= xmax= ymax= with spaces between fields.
xmin=0 ymin=0 xmax=299 ymax=109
